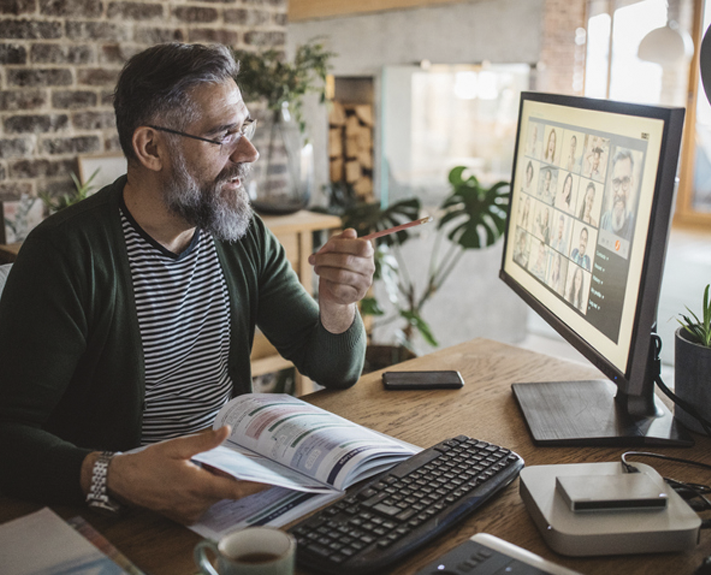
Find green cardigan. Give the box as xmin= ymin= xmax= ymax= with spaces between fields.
xmin=0 ymin=177 xmax=365 ymax=505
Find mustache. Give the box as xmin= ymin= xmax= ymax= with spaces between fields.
xmin=216 ymin=163 xmax=251 ymax=184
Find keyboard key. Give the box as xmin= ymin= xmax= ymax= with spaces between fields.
xmin=289 ymin=435 xmax=524 ymax=575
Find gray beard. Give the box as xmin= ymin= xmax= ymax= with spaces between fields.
xmin=610 ymin=205 xmax=628 ymax=233
xmin=165 ymin=153 xmax=253 ymax=242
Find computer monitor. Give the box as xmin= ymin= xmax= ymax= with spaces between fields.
xmin=499 ymin=91 xmax=691 ymax=447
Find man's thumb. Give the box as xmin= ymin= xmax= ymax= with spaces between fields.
xmin=166 ymin=426 xmax=231 ymax=459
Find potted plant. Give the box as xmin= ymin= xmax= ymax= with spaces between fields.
xmin=40 ymin=169 xmax=99 ymax=213
xmin=326 ymin=167 xmax=509 ymax=370
xmin=233 ymin=38 xmax=334 ymax=215
xmin=674 ymin=284 xmax=711 ymax=435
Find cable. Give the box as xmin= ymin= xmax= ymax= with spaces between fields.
xmin=621 ymin=451 xmax=711 ymax=523
xmin=621 ymin=451 xmax=711 ymax=473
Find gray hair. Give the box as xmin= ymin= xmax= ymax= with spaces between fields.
xmin=113 ymin=42 xmax=239 ymax=161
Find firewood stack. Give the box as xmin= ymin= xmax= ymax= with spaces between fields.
xmin=328 ymin=101 xmax=375 ymax=202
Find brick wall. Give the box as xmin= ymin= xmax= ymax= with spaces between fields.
xmin=540 ymin=0 xmax=587 ymax=95
xmin=0 ymin=0 xmax=287 ymax=203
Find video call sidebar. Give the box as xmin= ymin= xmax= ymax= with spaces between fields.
xmin=512 ymin=118 xmax=649 ymax=344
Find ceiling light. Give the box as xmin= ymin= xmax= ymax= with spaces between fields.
xmin=638 ymin=20 xmax=694 ymax=65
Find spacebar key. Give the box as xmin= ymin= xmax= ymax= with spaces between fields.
xmin=388 ymin=449 xmax=441 ymax=478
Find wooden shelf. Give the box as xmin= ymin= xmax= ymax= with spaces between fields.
xmin=0 ymin=242 xmax=21 ymax=264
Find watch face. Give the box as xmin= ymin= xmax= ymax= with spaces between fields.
xmin=88 ymin=496 xmax=123 ymax=516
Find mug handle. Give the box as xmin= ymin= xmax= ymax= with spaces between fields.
xmin=194 ymin=539 xmax=222 ymax=575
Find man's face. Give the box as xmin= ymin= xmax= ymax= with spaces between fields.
xmin=611 ymin=156 xmax=633 ymax=218
xmin=162 ymin=80 xmax=259 ymax=241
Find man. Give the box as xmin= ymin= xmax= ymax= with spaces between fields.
xmin=600 ymin=149 xmax=636 ymax=241
xmin=551 ymin=214 xmax=567 ymax=255
xmin=570 ymin=226 xmax=591 ymax=271
xmin=513 ymin=229 xmax=529 ymax=269
xmin=539 ymin=167 xmax=554 ymax=203
xmin=0 ymin=43 xmax=375 ymax=524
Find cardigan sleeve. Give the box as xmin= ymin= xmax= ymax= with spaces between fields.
xmin=0 ymin=183 xmax=144 ymax=506
xmin=221 ymin=217 xmax=366 ymax=390
xmin=0 ymin=230 xmax=94 ymax=504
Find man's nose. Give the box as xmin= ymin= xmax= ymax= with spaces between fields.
xmin=230 ymin=136 xmax=259 ymax=164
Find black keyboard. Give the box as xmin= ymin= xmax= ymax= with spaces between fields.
xmin=288 ymin=435 xmax=524 ymax=575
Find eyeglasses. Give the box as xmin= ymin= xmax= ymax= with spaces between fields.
xmin=147 ymin=118 xmax=257 ymax=148
xmin=612 ymin=176 xmax=631 ymax=192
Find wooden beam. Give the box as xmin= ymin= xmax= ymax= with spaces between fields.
xmin=288 ymin=0 xmax=465 ymax=22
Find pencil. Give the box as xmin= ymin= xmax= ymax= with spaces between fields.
xmin=361 ymin=216 xmax=434 ymax=241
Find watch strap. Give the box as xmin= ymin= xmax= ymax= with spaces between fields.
xmin=86 ymin=451 xmax=124 ymax=515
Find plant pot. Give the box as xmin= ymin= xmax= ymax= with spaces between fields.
xmin=246 ymin=102 xmax=313 ymax=215
xmin=674 ymin=326 xmax=711 ymax=435
xmin=363 ymin=345 xmax=417 ymax=373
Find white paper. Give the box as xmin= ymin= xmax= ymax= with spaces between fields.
xmin=0 ymin=508 xmax=128 ymax=575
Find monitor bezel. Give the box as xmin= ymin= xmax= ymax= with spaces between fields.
xmin=499 ymin=91 xmax=685 ymax=415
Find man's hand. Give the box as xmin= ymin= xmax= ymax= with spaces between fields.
xmin=82 ymin=426 xmax=266 ymax=524
xmin=308 ymin=228 xmax=375 ymax=334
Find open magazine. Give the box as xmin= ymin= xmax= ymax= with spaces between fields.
xmin=189 ymin=393 xmax=419 ymax=540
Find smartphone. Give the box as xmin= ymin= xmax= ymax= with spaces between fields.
xmin=382 ymin=370 xmax=464 ymax=390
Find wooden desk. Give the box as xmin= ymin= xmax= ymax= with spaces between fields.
xmin=0 ymin=242 xmax=21 ymax=264
xmin=1 ymin=338 xmax=709 ymax=574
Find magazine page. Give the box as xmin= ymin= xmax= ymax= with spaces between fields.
xmin=193 ymin=443 xmax=334 ymax=493
xmin=210 ymin=393 xmax=417 ymax=490
xmin=189 ymin=487 xmax=342 ymax=541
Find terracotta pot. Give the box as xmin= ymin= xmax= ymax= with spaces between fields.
xmin=674 ymin=327 xmax=711 ymax=435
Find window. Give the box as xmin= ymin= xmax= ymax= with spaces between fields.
xmin=382 ymin=63 xmax=530 ymax=206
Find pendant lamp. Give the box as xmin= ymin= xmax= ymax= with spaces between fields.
xmin=638 ymin=19 xmax=694 ymax=65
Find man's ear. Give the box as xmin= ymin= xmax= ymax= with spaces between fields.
xmin=132 ymin=126 xmax=163 ymax=172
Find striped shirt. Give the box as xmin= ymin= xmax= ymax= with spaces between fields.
xmin=120 ymin=208 xmax=233 ymax=445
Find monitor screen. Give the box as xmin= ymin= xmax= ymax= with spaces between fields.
xmin=500 ymin=92 xmax=689 ymax=446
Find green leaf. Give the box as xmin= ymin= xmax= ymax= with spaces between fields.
xmin=41 ymin=169 xmax=99 ymax=212
xmin=438 ymin=166 xmax=509 ymax=251
xmin=677 ymin=283 xmax=711 ymax=347
xmin=400 ymin=310 xmax=438 ymax=347
xmin=359 ymin=296 xmax=385 ymax=316
xmin=232 ymin=38 xmax=335 ymax=128
xmin=341 ymin=198 xmax=421 ymax=247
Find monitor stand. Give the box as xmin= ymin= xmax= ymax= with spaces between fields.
xmin=512 ymin=379 xmax=694 ymax=447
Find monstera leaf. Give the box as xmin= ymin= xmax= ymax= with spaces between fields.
xmin=328 ymin=166 xmax=509 ymax=353
xmin=439 ymin=166 xmax=509 ymax=250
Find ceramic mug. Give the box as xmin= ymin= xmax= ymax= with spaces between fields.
xmin=194 ymin=527 xmax=296 ymax=575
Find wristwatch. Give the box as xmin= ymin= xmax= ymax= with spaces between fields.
xmin=86 ymin=451 xmax=124 ymax=515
